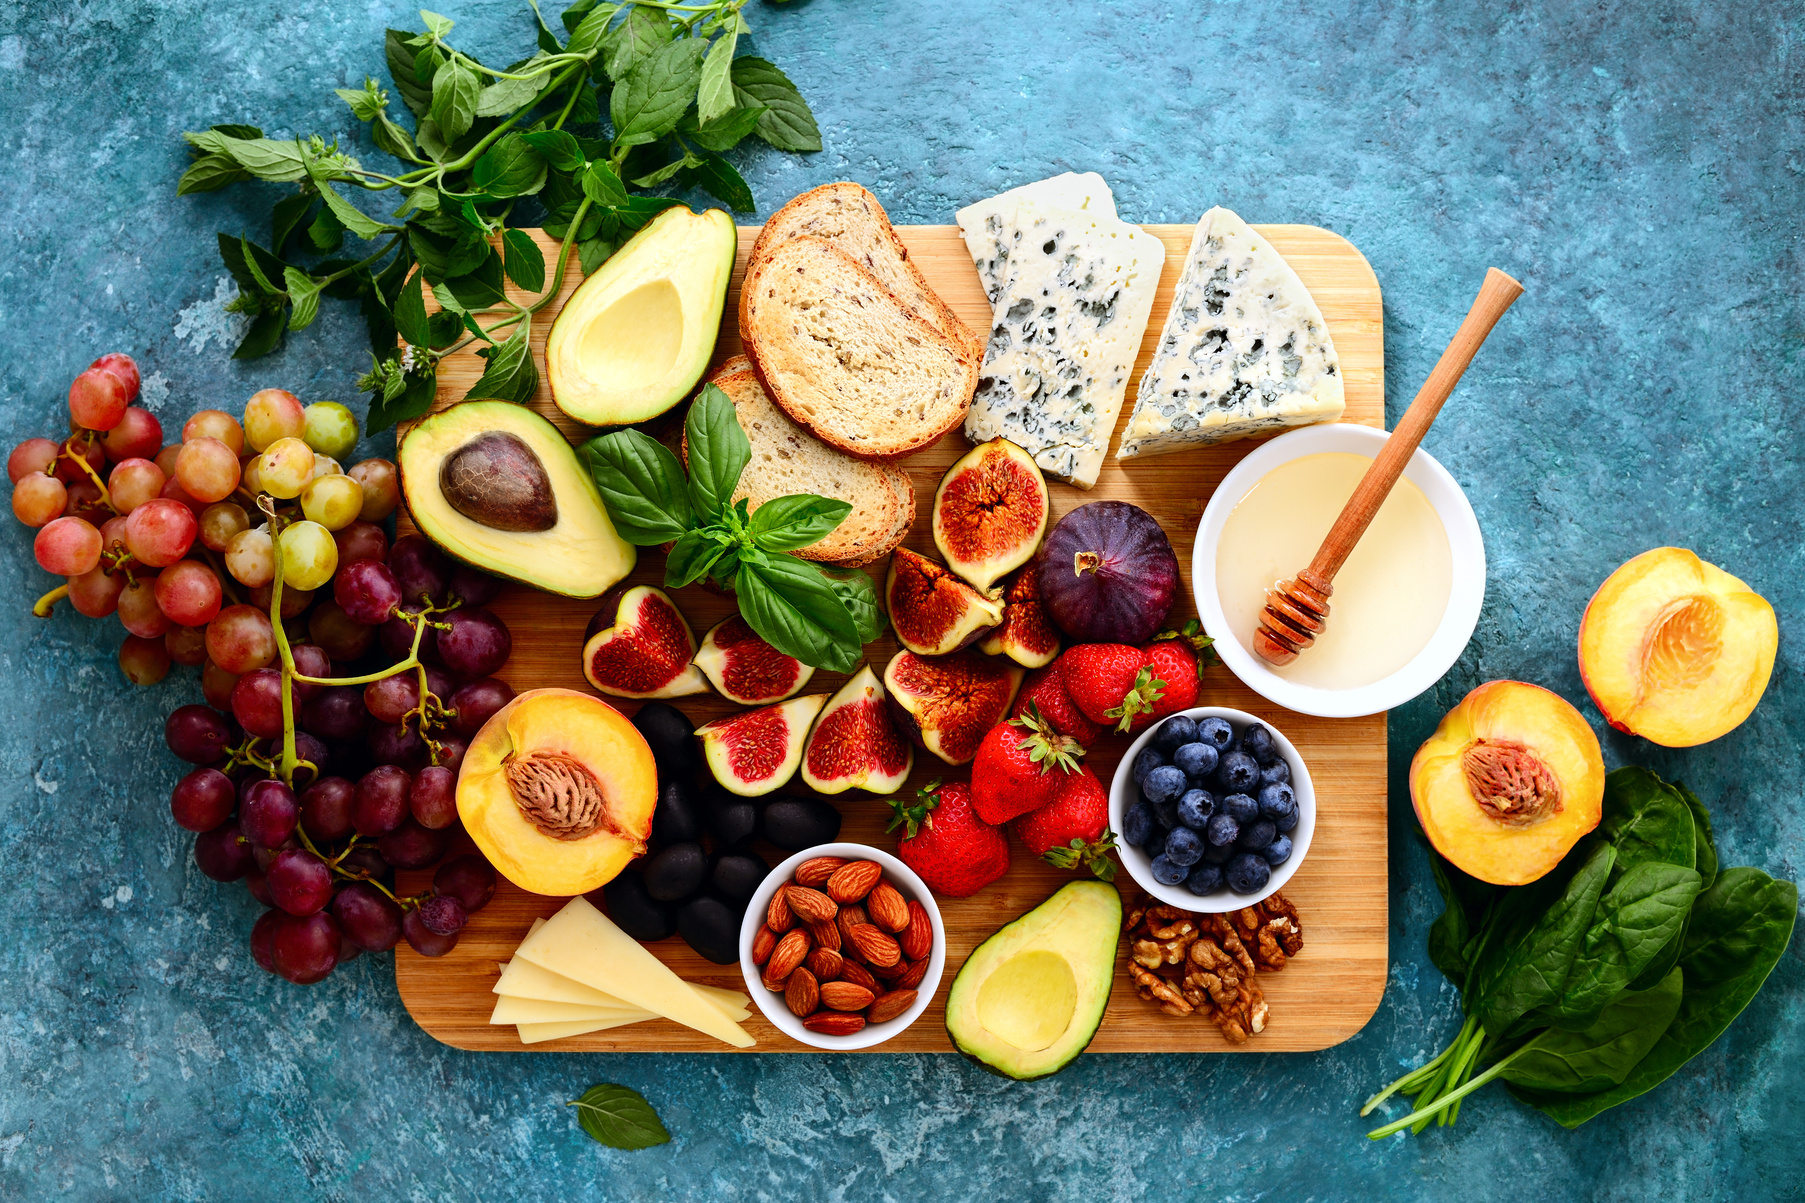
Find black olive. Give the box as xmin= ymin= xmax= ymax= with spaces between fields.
xmin=711 ymin=851 xmax=769 ymax=905
xmin=677 ymin=895 xmax=740 ymax=964
xmin=759 ymin=796 xmax=843 ymax=852
xmin=701 ymin=784 xmax=759 ymax=847
xmin=641 ymin=842 xmax=708 ymax=902
xmin=600 ymin=869 xmax=675 ymax=942
xmin=652 ymin=776 xmax=704 ymax=845
xmin=632 ymin=703 xmax=697 ymax=774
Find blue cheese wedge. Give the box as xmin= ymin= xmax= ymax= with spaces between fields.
xmin=956 ymin=173 xmax=1118 ymax=305
xmin=1116 ymin=207 xmax=1344 ymax=460
xmin=965 ymin=202 xmax=1164 ymax=489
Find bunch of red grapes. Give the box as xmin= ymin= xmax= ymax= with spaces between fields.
xmin=13 ymin=352 xmax=514 ymax=984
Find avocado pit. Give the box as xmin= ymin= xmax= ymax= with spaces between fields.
xmin=439 ymin=431 xmax=558 ymax=533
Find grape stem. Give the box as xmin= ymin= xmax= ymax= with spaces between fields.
xmin=32 ymin=583 xmax=69 ymax=618
xmin=59 ymin=433 xmax=118 ymax=515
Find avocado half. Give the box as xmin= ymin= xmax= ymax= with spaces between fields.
xmin=397 ymin=401 xmax=635 ymax=598
xmin=546 ymin=205 xmax=737 ymax=426
xmin=945 ymin=880 xmax=1122 ymax=1080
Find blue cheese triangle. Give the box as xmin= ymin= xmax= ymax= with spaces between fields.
xmin=1116 ymin=207 xmax=1344 ymax=460
xmin=956 ymin=173 xmax=1118 ymax=305
xmin=965 ymin=202 xmax=1164 ymax=489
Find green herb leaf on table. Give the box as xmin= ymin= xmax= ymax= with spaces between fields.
xmin=820 ymin=568 xmax=884 ymax=643
xmin=472 ymin=133 xmax=547 ymax=198
xmin=282 ymin=267 xmax=324 ymax=331
xmin=611 ymin=37 xmax=707 ymax=148
xmin=501 ymin=229 xmax=547 ymax=293
xmin=429 ymin=56 xmax=481 ymax=142
xmin=580 ymin=430 xmax=696 ymax=544
xmin=736 ymin=553 xmax=862 ymax=674
xmin=665 ymin=528 xmax=732 ymax=590
xmin=465 ymin=317 xmax=538 ymax=404
xmin=682 ymin=384 xmax=751 ymax=518
xmin=686 ymin=152 xmax=755 ymax=213
xmin=582 ymin=159 xmax=631 ymax=208
xmin=570 ymin=1083 xmax=670 ymax=1150
xmin=392 ymin=269 xmax=431 ymax=346
xmin=730 ymin=57 xmax=821 ymax=152
xmin=602 ymin=5 xmax=675 ymax=80
xmin=696 ymin=27 xmax=738 ymax=125
xmin=748 ymin=494 xmax=854 ymax=552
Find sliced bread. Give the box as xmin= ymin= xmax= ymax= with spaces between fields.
xmin=752 ymin=182 xmax=982 ymax=361
xmin=688 ymin=356 xmax=916 ymax=567
xmin=740 ymin=236 xmax=978 ymax=460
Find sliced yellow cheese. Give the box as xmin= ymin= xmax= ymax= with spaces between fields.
xmin=490 ymin=995 xmax=650 ymax=1026
xmin=514 ymin=897 xmax=756 ymax=1048
xmin=517 ymin=1016 xmax=648 ymax=1044
xmin=493 ymin=957 xmax=752 ymax=1022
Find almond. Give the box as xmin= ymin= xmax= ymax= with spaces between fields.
xmin=819 ymin=980 xmax=876 ymax=1011
xmin=785 ymin=966 xmax=820 ymax=1017
xmin=826 ymin=860 xmax=883 ymax=904
xmin=793 ymin=856 xmax=847 ymax=888
xmin=808 ymin=918 xmax=842 ymax=952
xmin=838 ymin=903 xmax=868 ymax=946
xmin=802 ymin=1011 xmax=866 ymax=1036
xmin=752 ymin=925 xmax=778 ymax=966
xmin=867 ymin=988 xmax=918 ymax=1025
xmin=869 ymin=954 xmax=909 ymax=981
xmin=867 ymin=881 xmax=909 ymax=932
xmin=896 ymin=957 xmax=929 ymax=989
xmin=839 ymin=960 xmax=880 ymax=993
xmin=766 ymin=889 xmax=795 ymax=934
xmin=765 ymin=927 xmax=811 ymax=987
xmin=805 ymin=947 xmax=844 ymax=980
xmin=848 ymin=923 xmax=901 ymax=968
xmin=899 ymin=901 xmax=933 ymax=961
xmin=785 ymin=885 xmax=838 ymax=923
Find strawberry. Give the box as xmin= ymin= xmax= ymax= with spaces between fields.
xmin=1013 ymin=765 xmax=1117 ymax=880
xmin=887 ymin=779 xmax=1010 ymax=898
xmin=970 ymin=704 xmax=1085 ymax=826
xmin=1059 ymin=643 xmax=1164 ymax=732
xmin=1142 ymin=619 xmax=1218 ymax=718
xmin=1011 ymin=662 xmax=1103 ymax=748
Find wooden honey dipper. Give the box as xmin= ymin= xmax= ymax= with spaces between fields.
xmin=1254 ymin=267 xmax=1524 ymax=666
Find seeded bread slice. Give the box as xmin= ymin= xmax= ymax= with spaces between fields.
xmin=752 ymin=182 xmax=983 ymax=362
xmin=740 ymin=236 xmax=978 ymax=459
xmin=686 ymin=357 xmax=916 ymax=567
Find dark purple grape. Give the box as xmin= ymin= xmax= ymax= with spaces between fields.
xmin=270 ymin=911 xmax=341 ymax=984
xmin=387 ymin=535 xmax=450 ymax=606
xmin=289 ymin=643 xmax=331 ymax=701
xmin=165 ymin=704 xmax=231 ymax=764
xmin=336 ymin=843 xmax=391 ymax=884
xmin=352 ymin=764 xmax=410 ymax=835
xmin=368 ymin=722 xmax=427 ymax=772
xmin=437 ymin=608 xmax=511 ymax=678
xmin=268 ymin=848 xmax=333 ymax=916
xmin=409 ymin=765 xmax=457 ymax=829
xmin=364 ymin=673 xmax=419 ymax=725
xmin=380 ymin=608 xmax=440 ymax=664
xmin=171 ymin=767 xmax=235 ymax=832
xmin=378 ymin=818 xmax=451 ymax=869
xmin=299 ymin=776 xmax=355 ymax=842
xmin=291 ymin=732 xmax=330 ymax=787
xmin=328 ymin=739 xmax=375 ymax=783
xmin=423 ymin=666 xmax=456 ymax=702
xmin=433 ymin=854 xmax=497 ymax=914
xmin=333 ymin=520 xmax=388 ymax=566
xmin=250 ymin=908 xmax=282 ymax=972
xmin=310 ymin=600 xmax=376 ymax=661
xmin=245 ymin=870 xmax=274 ymax=907
xmin=241 ymin=779 xmax=299 ymax=847
xmin=448 ymin=678 xmax=514 ymax=737
xmin=433 ymin=736 xmax=468 ymax=775
xmin=418 ymin=894 xmax=467 ymax=936
xmin=251 ymin=834 xmax=299 ymax=873
xmin=231 ymin=668 xmax=287 ymax=740
xmin=449 ymin=564 xmax=501 ymax=607
xmin=331 ymin=881 xmax=402 ymax=952
xmin=302 ymin=686 xmax=367 ymax=742
xmin=194 ymin=822 xmax=253 ymax=881
xmin=401 ymin=907 xmax=458 ymax=956
xmin=334 ymin=558 xmax=403 ymax=625
xmin=336 ymin=940 xmax=364 ymax=964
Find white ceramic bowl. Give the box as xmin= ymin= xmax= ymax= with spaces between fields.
xmin=1192 ymin=423 xmax=1486 ymax=718
xmin=738 ymin=842 xmax=946 ymax=1050
xmin=1106 ymin=706 xmax=1315 ymax=911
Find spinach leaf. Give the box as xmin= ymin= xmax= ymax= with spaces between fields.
xmin=1536 ymin=861 xmax=1701 ymax=1029
xmin=1599 ymin=767 xmax=1695 ymax=877
xmin=1503 ymin=967 xmax=1683 ymax=1094
xmin=1425 ymin=851 xmax=1498 ymax=990
xmin=1675 ymin=781 xmax=1718 ymax=890
xmin=682 ymin=384 xmax=750 ymax=519
xmin=736 ymin=553 xmax=861 ymax=673
xmin=747 ymin=494 xmax=853 ymax=552
xmin=580 ymin=429 xmax=695 ymax=544
xmin=1473 ymin=839 xmax=1615 ymax=1037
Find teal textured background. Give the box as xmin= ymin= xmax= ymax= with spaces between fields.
xmin=0 ymin=0 xmax=1800 ymax=1197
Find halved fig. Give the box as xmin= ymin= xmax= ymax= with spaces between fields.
xmin=932 ymin=437 xmax=1050 ymax=593
xmin=884 ymin=649 xmax=1024 ymax=765
xmin=695 ymin=693 xmax=829 ymax=796
xmin=581 ymin=586 xmax=708 ymax=699
xmin=886 ymin=547 xmax=1004 ymax=656
xmin=977 ymin=561 xmax=1061 ymax=669
xmin=693 ymin=614 xmax=815 ymax=705
xmin=800 ymin=666 xmax=914 ymax=795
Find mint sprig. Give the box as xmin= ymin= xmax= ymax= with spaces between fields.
xmin=569 ymin=1082 xmax=670 ymax=1150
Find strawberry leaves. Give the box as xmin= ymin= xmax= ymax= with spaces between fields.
xmin=1104 ymin=665 xmax=1166 ymax=733
xmin=1010 ymin=703 xmax=1084 ymax=775
xmin=1043 ymin=831 xmax=1120 ymax=881
xmin=886 ymin=780 xmax=941 ymax=840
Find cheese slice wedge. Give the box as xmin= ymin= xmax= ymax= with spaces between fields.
xmin=517 ymin=1017 xmax=648 ymax=1045
xmin=495 ymin=959 xmax=751 ymax=1021
xmin=957 ymin=173 xmax=1118 ymax=304
xmin=491 ymin=995 xmax=648 ymax=1025
xmin=513 ymin=897 xmax=756 ymax=1048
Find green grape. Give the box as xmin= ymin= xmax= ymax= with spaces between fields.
xmin=258 ymin=437 xmax=314 ymax=499
xmin=310 ymin=453 xmax=342 ymax=482
xmin=302 ymin=402 xmax=359 ymax=461
xmin=278 ymin=520 xmax=339 ymax=591
xmin=300 ymin=474 xmax=365 ymax=531
xmin=224 ymin=527 xmax=275 ymax=588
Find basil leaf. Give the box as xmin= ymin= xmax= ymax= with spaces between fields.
xmin=579 ymin=430 xmax=695 ymax=543
xmin=748 ymin=494 xmax=852 ymax=552
xmin=392 ymin=269 xmax=430 ymax=347
xmin=472 ymin=133 xmax=546 ymax=198
xmin=611 ymin=38 xmax=705 ymax=148
xmin=737 ymin=554 xmax=861 ymax=673
xmin=602 ymin=6 xmax=673 ymax=80
xmin=283 ymin=268 xmax=324 ymax=332
xmin=665 ymin=529 xmax=729 ymax=589
xmin=696 ymin=29 xmax=738 ymax=125
xmin=430 ymin=57 xmax=481 ymax=143
xmin=730 ymin=57 xmax=820 ymax=153
xmin=582 ymin=159 xmax=629 ymax=208
xmin=683 ymin=384 xmax=750 ymax=519
xmin=570 ymin=1083 xmax=670 ymax=1151
xmin=685 ymin=152 xmax=754 ymax=213
xmin=682 ymin=104 xmax=764 ymax=153
xmin=820 ymin=567 xmax=883 ymax=643
xmin=465 ymin=316 xmax=537 ymax=404
xmin=502 ymin=229 xmax=546 ymax=292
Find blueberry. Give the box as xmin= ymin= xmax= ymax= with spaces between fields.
xmin=1150 ymin=853 xmax=1188 ymax=886
xmin=1183 ymin=863 xmax=1224 ymax=896
xmin=1214 ymin=750 xmax=1259 ymax=793
xmin=1122 ymin=802 xmax=1158 ymax=849
xmin=1240 ymin=724 xmax=1279 ymax=765
xmin=1143 ymin=765 xmax=1189 ymax=805
xmin=1262 ymin=835 xmax=1293 ymax=867
xmin=1205 ymin=813 xmax=1240 ymax=847
xmin=1221 ymin=793 xmax=1259 ymax=824
xmin=1152 ymin=715 xmax=1198 ymax=753
xmin=1196 ymin=716 xmax=1234 ymax=751
xmin=1204 ymin=841 xmax=1234 ymax=865
xmin=1172 ymin=741 xmax=1219 ymax=781
xmin=1238 ymin=819 xmax=1277 ymax=851
xmin=1176 ymin=789 xmax=1215 ymax=830
xmin=1164 ymin=825 xmax=1204 ymax=867
xmin=1258 ymin=759 xmax=1291 ymax=788
xmin=1226 ymin=852 xmax=1271 ymax=894
xmin=1132 ymin=747 xmax=1167 ymax=785
xmin=1258 ymin=782 xmax=1296 ymax=818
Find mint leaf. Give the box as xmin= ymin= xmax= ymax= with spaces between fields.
xmin=696 ymin=30 xmax=738 ymax=125
xmin=570 ymin=1084 xmax=670 ymax=1151
xmin=444 ymin=247 xmax=506 ymax=310
xmin=465 ymin=316 xmax=537 ymax=404
xmin=686 ymin=152 xmax=754 ymax=213
xmin=392 ymin=268 xmax=430 ymax=346
xmin=564 ymin=4 xmax=619 ymax=56
xmin=683 ymin=105 xmax=764 ymax=153
xmin=502 ymin=229 xmax=546 ymax=292
xmin=522 ymin=129 xmax=585 ymax=172
xmin=580 ymin=430 xmax=696 ymax=543
xmin=430 ymin=57 xmax=481 ymax=143
xmin=177 ymin=153 xmax=248 ymax=195
xmin=611 ymin=38 xmax=706 ymax=147
xmin=683 ymin=384 xmax=750 ymax=518
xmin=283 ymin=268 xmax=324 ymax=331
xmin=602 ymin=6 xmax=673 ymax=80
xmin=472 ymin=133 xmax=546 ymax=198
xmin=582 ymin=159 xmax=629 ymax=208
xmin=730 ymin=57 xmax=820 ymax=153
xmin=747 ymin=494 xmax=852 ymax=552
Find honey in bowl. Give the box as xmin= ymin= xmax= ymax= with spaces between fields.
xmin=1215 ymin=452 xmax=1452 ymax=691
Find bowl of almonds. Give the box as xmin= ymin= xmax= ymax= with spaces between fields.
xmin=739 ymin=842 xmax=946 ymax=1049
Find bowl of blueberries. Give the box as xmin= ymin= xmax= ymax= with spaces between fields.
xmin=1107 ymin=707 xmax=1312 ymax=910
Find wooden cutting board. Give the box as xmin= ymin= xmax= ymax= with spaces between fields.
xmin=394 ymin=222 xmax=1387 ymax=1053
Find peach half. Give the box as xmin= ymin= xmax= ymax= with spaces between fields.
xmin=1578 ymin=548 xmax=1777 ymax=747
xmin=457 ymin=687 xmax=657 ymax=896
xmin=1411 ymin=680 xmax=1605 ymax=886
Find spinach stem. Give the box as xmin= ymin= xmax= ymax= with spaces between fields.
xmin=1368 ymin=1039 xmax=1531 ymax=1140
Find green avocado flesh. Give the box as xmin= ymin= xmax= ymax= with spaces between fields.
xmin=945 ymin=880 xmax=1121 ymax=1080
xmin=546 ymin=205 xmax=737 ymax=426
xmin=397 ymin=400 xmax=635 ymax=598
